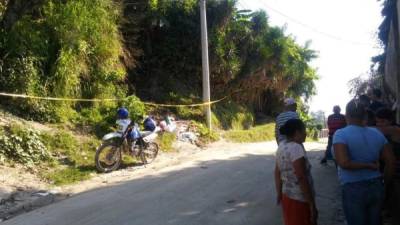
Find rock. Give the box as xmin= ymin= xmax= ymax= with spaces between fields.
xmin=49 ymin=188 xmax=62 ymax=195
xmin=32 ymin=191 xmax=50 ymax=197
xmin=31 ymin=193 xmax=55 ymax=208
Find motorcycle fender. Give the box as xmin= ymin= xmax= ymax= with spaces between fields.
xmin=143 ymin=133 xmax=158 ymax=142
xmin=102 ymin=132 xmax=123 ymax=141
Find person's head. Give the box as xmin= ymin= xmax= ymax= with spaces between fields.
xmin=375 ymin=108 xmax=394 ymax=127
xmin=345 ymin=99 xmax=366 ymax=125
xmin=333 ymin=105 xmax=341 ymax=114
xmin=359 ymin=94 xmax=371 ymax=108
xmin=279 ymin=119 xmax=306 ymax=144
xmin=284 ymin=98 xmax=297 ymax=112
xmin=372 ymin=89 xmax=382 ymax=100
xmin=117 ymin=107 xmax=129 ymax=119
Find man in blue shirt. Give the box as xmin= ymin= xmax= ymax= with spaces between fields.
xmin=333 ymin=99 xmax=395 ymax=225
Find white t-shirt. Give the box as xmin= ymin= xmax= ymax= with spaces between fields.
xmin=276 ymin=141 xmax=314 ymax=202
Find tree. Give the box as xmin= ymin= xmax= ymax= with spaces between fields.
xmin=1 ymin=0 xmax=46 ymax=31
xmin=311 ymin=110 xmax=326 ymax=128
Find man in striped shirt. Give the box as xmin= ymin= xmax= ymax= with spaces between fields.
xmin=275 ymin=98 xmax=299 ymax=144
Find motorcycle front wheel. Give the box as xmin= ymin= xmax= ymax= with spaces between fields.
xmin=95 ymin=143 xmax=122 ymax=173
xmin=140 ymin=142 xmax=159 ymax=164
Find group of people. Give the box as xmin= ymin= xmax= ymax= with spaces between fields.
xmin=274 ymin=91 xmax=400 ymax=225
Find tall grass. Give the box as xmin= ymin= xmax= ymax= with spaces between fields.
xmin=224 ymin=123 xmax=275 ymax=143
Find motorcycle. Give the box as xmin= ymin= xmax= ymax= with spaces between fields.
xmin=95 ymin=120 xmax=159 ymax=173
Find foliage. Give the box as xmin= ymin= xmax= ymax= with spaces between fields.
xmin=129 ymin=0 xmax=318 ymax=116
xmin=121 ymin=95 xmax=147 ymax=122
xmin=0 ymin=0 xmax=127 ymax=122
xmin=40 ymin=130 xmax=100 ymax=185
xmin=297 ymin=101 xmax=321 ymax=140
xmin=212 ymin=101 xmax=254 ymax=130
xmin=71 ymin=95 xmax=146 ymax=138
xmin=0 ymin=0 xmax=318 ymax=126
xmin=0 ymin=124 xmax=52 ymax=166
xmin=224 ymin=123 xmax=275 ymax=143
xmin=348 ymin=72 xmax=384 ymax=97
xmin=44 ymin=167 xmax=92 ymax=186
xmin=41 ymin=131 xmax=99 ymax=167
xmin=310 ymin=110 xmax=326 ymax=128
xmin=191 ymin=121 xmax=220 ymax=143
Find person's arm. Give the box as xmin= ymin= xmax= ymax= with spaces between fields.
xmin=381 ymin=143 xmax=396 ymax=183
xmin=275 ymin=120 xmax=279 ymax=144
xmin=293 ymin=158 xmax=315 ymax=205
xmin=274 ymin=163 xmax=283 ymax=205
xmin=334 ymin=143 xmax=378 ymax=170
xmin=293 ymin=158 xmax=318 ymax=224
xmin=377 ymin=126 xmax=400 ymax=142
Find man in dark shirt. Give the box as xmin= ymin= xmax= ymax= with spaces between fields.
xmin=370 ymin=89 xmax=386 ymax=113
xmin=321 ymin=105 xmax=347 ymax=164
xmin=375 ymin=108 xmax=400 ymax=224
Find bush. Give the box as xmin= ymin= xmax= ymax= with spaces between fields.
xmin=121 ymin=95 xmax=146 ymax=122
xmin=213 ymin=101 xmax=254 ymax=130
xmin=0 ymin=0 xmax=127 ymax=122
xmin=158 ymin=133 xmax=176 ymax=152
xmin=224 ymin=123 xmax=275 ymax=143
xmin=191 ymin=121 xmax=220 ymax=143
xmin=40 ymin=131 xmax=100 ymax=185
xmin=0 ymin=124 xmax=52 ymax=166
xmin=41 ymin=131 xmax=99 ymax=166
xmin=165 ymin=92 xmax=204 ymax=121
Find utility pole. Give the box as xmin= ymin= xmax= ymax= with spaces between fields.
xmin=200 ymin=0 xmax=212 ymax=129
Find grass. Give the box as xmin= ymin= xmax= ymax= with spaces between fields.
xmin=39 ymin=130 xmax=102 ymax=185
xmin=158 ymin=133 xmax=176 ymax=152
xmin=224 ymin=123 xmax=275 ymax=143
xmin=44 ymin=167 xmax=93 ymax=186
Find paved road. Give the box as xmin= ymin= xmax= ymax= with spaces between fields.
xmin=2 ymin=142 xmax=343 ymax=225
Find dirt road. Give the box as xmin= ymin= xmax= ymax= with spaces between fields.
xmin=2 ymin=141 xmax=344 ymax=225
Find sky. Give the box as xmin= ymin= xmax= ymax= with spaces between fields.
xmin=238 ymin=0 xmax=383 ymax=115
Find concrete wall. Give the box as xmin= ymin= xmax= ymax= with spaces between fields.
xmin=385 ymin=20 xmax=398 ymax=96
xmin=384 ymin=0 xmax=400 ymax=121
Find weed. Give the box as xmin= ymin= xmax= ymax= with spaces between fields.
xmin=224 ymin=123 xmax=275 ymax=143
xmin=44 ymin=167 xmax=93 ymax=186
xmin=191 ymin=121 xmax=220 ymax=143
xmin=0 ymin=124 xmax=52 ymax=166
xmin=212 ymin=101 xmax=254 ymax=130
xmin=40 ymin=130 xmax=101 ymax=185
xmin=158 ymin=133 xmax=176 ymax=152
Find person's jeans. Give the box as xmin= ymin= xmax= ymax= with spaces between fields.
xmin=325 ymin=136 xmax=333 ymax=160
xmin=342 ymin=178 xmax=384 ymax=225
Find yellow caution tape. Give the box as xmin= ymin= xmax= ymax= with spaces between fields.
xmin=143 ymin=96 xmax=228 ymax=107
xmin=0 ymin=92 xmax=120 ymax=102
xmin=0 ymin=92 xmax=228 ymax=108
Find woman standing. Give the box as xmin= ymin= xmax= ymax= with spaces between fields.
xmin=275 ymin=119 xmax=318 ymax=225
xmin=332 ymin=100 xmax=394 ymax=225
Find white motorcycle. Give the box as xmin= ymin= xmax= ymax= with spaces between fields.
xmin=95 ymin=120 xmax=159 ymax=173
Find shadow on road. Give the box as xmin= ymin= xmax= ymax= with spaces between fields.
xmin=3 ymin=147 xmax=343 ymax=225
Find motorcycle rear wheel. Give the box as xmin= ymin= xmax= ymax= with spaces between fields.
xmin=95 ymin=143 xmax=122 ymax=173
xmin=140 ymin=142 xmax=159 ymax=164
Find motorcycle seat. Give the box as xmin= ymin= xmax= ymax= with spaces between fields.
xmin=140 ymin=131 xmax=153 ymax=137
